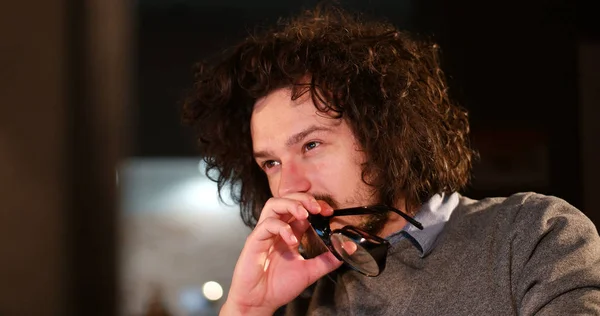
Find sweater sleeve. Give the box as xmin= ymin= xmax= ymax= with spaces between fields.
xmin=510 ymin=193 xmax=600 ymax=315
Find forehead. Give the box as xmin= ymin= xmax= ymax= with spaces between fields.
xmin=252 ymin=88 xmax=309 ymax=121
xmin=250 ymin=88 xmax=337 ymax=142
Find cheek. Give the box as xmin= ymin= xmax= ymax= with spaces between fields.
xmin=309 ymin=156 xmax=362 ymax=195
xmin=306 ymin=159 xmax=335 ymax=193
xmin=266 ymin=175 xmax=280 ymax=197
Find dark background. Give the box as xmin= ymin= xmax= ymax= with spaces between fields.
xmin=133 ymin=0 xmax=597 ymax=216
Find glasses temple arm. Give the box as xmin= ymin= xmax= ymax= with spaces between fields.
xmin=387 ymin=208 xmax=423 ymax=230
xmin=332 ymin=206 xmax=424 ymax=230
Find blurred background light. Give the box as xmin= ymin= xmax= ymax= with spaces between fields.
xmin=202 ymin=281 xmax=224 ymax=301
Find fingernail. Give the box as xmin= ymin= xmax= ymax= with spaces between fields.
xmin=312 ymin=200 xmax=321 ymax=212
xmin=290 ymin=234 xmax=298 ymax=244
xmin=297 ymin=205 xmax=309 ymax=218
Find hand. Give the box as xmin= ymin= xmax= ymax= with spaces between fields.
xmin=220 ymin=194 xmax=342 ymax=315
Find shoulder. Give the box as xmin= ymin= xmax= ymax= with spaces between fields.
xmin=461 ymin=193 xmax=600 ymax=314
xmin=425 ymin=193 xmax=600 ymax=314
xmin=457 ymin=191 xmax=574 ymax=213
xmin=454 ymin=192 xmax=600 ymax=259
xmin=455 ymin=192 xmax=594 ymax=230
xmin=445 ymin=192 xmax=599 ymax=256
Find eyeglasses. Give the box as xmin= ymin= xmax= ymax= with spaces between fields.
xmin=307 ymin=205 xmax=423 ymax=277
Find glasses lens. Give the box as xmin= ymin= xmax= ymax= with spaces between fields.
xmin=300 ymin=225 xmax=330 ymax=259
xmin=330 ymin=233 xmax=380 ymax=276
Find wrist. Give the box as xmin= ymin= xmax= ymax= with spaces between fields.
xmin=220 ymin=300 xmax=276 ymax=316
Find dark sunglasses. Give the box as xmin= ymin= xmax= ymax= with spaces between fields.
xmin=307 ymin=205 xmax=423 ymax=277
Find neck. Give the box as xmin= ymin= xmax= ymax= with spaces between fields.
xmin=379 ymin=213 xmax=408 ymax=238
xmin=379 ymin=202 xmax=421 ymax=238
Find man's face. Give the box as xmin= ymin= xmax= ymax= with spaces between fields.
xmin=250 ymin=88 xmax=387 ymax=233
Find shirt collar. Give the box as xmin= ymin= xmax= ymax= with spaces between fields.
xmin=387 ymin=192 xmax=459 ymax=257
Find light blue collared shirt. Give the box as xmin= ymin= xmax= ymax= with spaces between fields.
xmin=387 ymin=192 xmax=459 ymax=257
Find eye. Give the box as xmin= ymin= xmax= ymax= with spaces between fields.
xmin=303 ymin=141 xmax=321 ymax=152
xmin=261 ymin=160 xmax=280 ymax=170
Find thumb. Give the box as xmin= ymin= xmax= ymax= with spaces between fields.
xmin=302 ymin=251 xmax=343 ymax=284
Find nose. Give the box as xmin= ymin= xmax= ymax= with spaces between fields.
xmin=277 ymin=160 xmax=311 ymax=197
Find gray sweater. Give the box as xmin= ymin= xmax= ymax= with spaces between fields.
xmin=282 ymin=193 xmax=600 ymax=315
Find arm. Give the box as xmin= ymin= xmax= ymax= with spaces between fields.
xmin=220 ymin=194 xmax=342 ymax=316
xmin=512 ymin=194 xmax=600 ymax=315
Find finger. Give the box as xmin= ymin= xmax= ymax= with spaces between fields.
xmin=341 ymin=240 xmax=358 ymax=255
xmin=316 ymin=200 xmax=335 ymax=216
xmin=282 ymin=192 xmax=323 ymax=214
xmin=250 ymin=217 xmax=299 ymax=249
xmin=302 ymin=251 xmax=343 ymax=284
xmin=258 ymin=198 xmax=308 ymax=224
xmin=289 ymin=217 xmax=310 ymax=240
xmin=257 ymin=195 xmax=321 ymax=225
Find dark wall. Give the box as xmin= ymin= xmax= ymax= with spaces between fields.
xmin=414 ymin=0 xmax=581 ymax=207
xmin=134 ymin=0 xmax=595 ymax=220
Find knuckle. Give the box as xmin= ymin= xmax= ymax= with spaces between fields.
xmin=261 ymin=198 xmax=276 ymax=211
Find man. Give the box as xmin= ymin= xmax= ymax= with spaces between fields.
xmin=182 ymin=6 xmax=600 ymax=315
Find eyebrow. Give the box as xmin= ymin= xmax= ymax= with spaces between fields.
xmin=253 ymin=125 xmax=333 ymax=160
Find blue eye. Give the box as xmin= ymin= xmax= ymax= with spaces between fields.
xmin=304 ymin=141 xmax=321 ymax=152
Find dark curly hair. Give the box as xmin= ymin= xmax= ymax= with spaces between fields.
xmin=182 ymin=6 xmax=477 ymax=227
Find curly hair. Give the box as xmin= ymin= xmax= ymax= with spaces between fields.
xmin=182 ymin=6 xmax=477 ymax=227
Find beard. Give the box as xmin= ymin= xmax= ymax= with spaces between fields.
xmin=299 ymin=193 xmax=390 ymax=259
